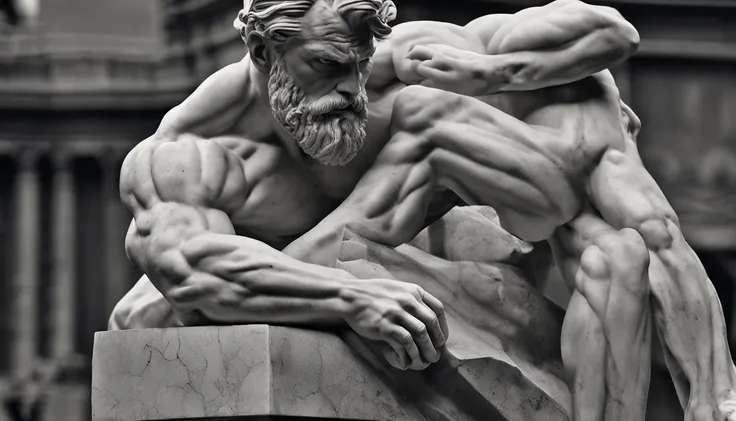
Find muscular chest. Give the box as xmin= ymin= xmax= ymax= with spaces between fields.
xmin=224 ymin=92 xmax=396 ymax=244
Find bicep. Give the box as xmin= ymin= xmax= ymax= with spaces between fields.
xmin=122 ymin=136 xmax=247 ymax=292
xmin=122 ymin=134 xmax=248 ymax=213
xmin=121 ymin=134 xmax=248 ymax=261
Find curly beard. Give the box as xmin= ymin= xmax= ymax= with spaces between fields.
xmin=268 ymin=56 xmax=368 ymax=166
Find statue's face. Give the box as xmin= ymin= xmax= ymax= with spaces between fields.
xmin=267 ymin=2 xmax=374 ymax=166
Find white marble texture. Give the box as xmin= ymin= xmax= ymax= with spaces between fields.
xmin=94 ymin=206 xmax=576 ymax=421
xmin=91 ymin=325 xmax=425 ymax=421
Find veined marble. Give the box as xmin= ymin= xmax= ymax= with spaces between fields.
xmin=93 ymin=321 xmax=570 ymax=420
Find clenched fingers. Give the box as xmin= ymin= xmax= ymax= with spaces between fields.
xmin=402 ymin=297 xmax=445 ymax=360
xmin=380 ymin=321 xmax=426 ymax=370
xmin=380 ymin=337 xmax=411 ymax=370
xmin=396 ymin=310 xmax=439 ymax=364
xmin=420 ymin=290 xmax=449 ymax=344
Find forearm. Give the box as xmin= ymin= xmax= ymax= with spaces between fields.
xmin=126 ymin=202 xmax=451 ymax=372
xmin=121 ymin=138 xmax=362 ymax=328
xmin=166 ymin=230 xmax=361 ymax=325
xmin=127 ymin=208 xmax=367 ymax=327
xmin=476 ymin=0 xmax=639 ymax=92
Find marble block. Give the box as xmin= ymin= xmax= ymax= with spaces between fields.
xmin=92 ymin=325 xmax=426 ymax=421
xmin=93 ymin=323 xmax=571 ymax=421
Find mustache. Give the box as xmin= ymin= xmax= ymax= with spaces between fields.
xmin=307 ymin=93 xmax=367 ymax=116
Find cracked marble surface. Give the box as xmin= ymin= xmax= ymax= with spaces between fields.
xmin=92 ymin=325 xmax=424 ymax=420
xmin=94 ymin=320 xmax=570 ymax=421
xmin=94 ymin=207 xmax=571 ymax=420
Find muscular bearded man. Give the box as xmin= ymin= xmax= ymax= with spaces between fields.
xmin=113 ymin=0 xmax=736 ymax=419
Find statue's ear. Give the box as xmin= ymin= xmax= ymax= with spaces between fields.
xmin=247 ymin=33 xmax=274 ymax=73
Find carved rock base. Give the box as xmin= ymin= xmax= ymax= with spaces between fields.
xmin=92 ymin=324 xmax=570 ymax=421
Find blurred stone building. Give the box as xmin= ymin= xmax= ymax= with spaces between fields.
xmin=0 ymin=0 xmax=734 ymax=420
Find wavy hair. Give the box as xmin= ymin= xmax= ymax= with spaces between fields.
xmin=234 ymin=0 xmax=397 ymax=51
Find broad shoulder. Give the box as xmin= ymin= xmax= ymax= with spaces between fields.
xmin=157 ymin=57 xmax=254 ymax=139
xmin=121 ymin=134 xmax=251 ymax=215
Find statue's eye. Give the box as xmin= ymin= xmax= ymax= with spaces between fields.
xmin=318 ymin=58 xmax=337 ymax=65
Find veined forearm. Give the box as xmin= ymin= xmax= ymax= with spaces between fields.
xmin=121 ymin=138 xmax=361 ymax=327
xmin=126 ymin=204 xmax=452 ymax=371
xmin=126 ymin=206 xmax=364 ymax=327
xmin=167 ymin=231 xmax=360 ymax=325
xmin=486 ymin=34 xmax=634 ymax=93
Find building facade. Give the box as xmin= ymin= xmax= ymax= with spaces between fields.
xmin=0 ymin=0 xmax=734 ymax=420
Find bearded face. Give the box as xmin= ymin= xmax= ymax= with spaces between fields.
xmin=268 ymin=56 xmax=369 ymax=166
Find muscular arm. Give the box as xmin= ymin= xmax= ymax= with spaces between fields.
xmin=121 ymin=136 xmax=358 ymax=325
xmin=121 ymin=134 xmax=448 ymax=370
xmin=469 ymin=0 xmax=638 ymax=90
xmin=392 ymin=0 xmax=639 ymax=95
xmin=124 ymin=57 xmax=359 ymax=325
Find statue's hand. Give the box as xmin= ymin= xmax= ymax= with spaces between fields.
xmin=406 ymin=44 xmax=490 ymax=96
xmin=342 ymin=279 xmax=448 ymax=371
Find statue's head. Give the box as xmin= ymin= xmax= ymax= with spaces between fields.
xmin=234 ymin=0 xmax=397 ymax=166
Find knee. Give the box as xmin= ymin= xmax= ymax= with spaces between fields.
xmin=579 ymin=244 xmax=611 ymax=281
xmin=391 ymin=85 xmax=463 ymax=134
xmin=593 ymin=228 xmax=649 ymax=269
xmin=637 ymin=219 xmax=675 ymax=251
xmin=108 ymin=298 xmax=132 ymax=330
xmin=588 ymin=228 xmax=651 ymax=296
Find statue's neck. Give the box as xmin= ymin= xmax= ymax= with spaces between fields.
xmin=249 ymin=62 xmax=271 ymax=103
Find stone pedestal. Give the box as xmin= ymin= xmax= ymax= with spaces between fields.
xmin=95 ymin=207 xmax=573 ymax=421
xmin=92 ymin=325 xmax=426 ymax=421
xmin=92 ymin=324 xmax=571 ymax=421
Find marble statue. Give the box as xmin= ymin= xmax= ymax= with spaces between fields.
xmin=110 ymin=0 xmax=736 ymax=419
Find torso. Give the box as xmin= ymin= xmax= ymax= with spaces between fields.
xmin=211 ymin=22 xmax=624 ymax=249
xmin=216 ymin=81 xmax=404 ymax=249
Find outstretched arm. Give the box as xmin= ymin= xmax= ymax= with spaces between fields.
xmin=400 ymin=0 xmax=639 ymax=96
xmin=120 ymin=134 xmax=448 ymax=370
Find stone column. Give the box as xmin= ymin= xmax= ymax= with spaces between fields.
xmin=51 ymin=151 xmax=76 ymax=358
xmin=101 ymin=151 xmax=129 ymax=319
xmin=12 ymin=148 xmax=41 ymax=377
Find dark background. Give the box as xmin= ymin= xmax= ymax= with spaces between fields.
xmin=0 ymin=0 xmax=735 ymax=420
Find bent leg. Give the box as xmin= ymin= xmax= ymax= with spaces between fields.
xmin=109 ymin=275 xmax=183 ymax=330
xmin=589 ymin=147 xmax=736 ymax=420
xmin=554 ymin=213 xmax=651 ymax=421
